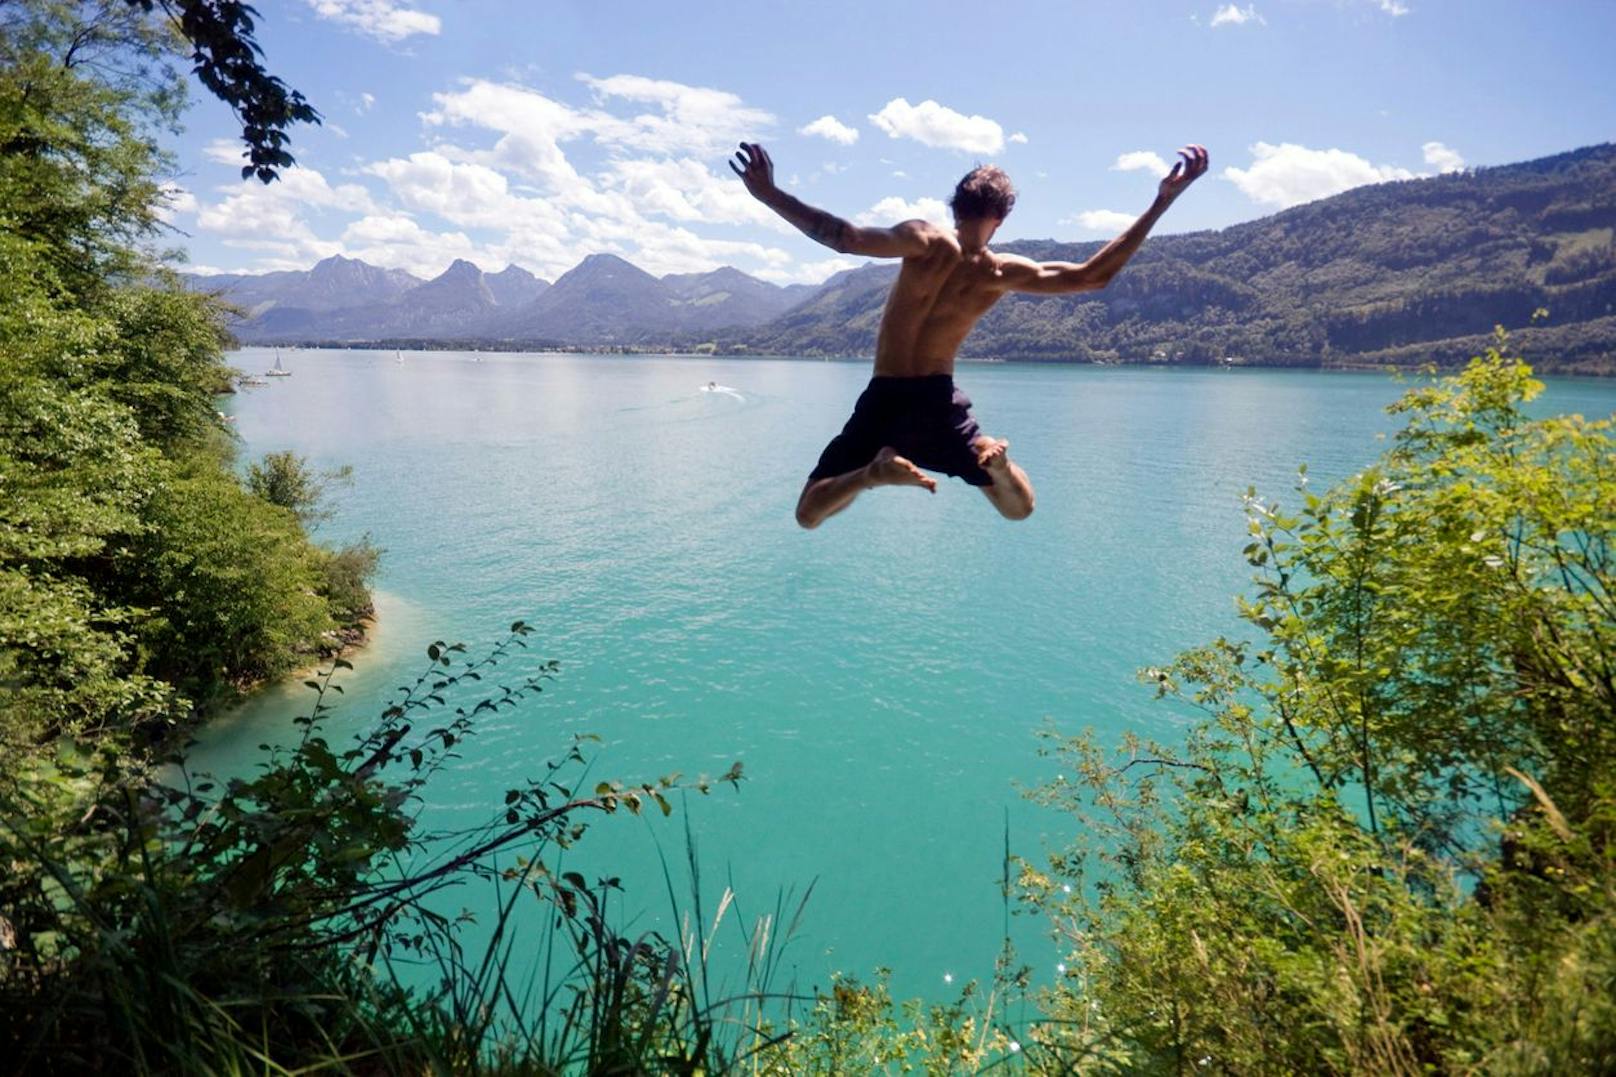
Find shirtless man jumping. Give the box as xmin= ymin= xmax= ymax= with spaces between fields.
xmin=730 ymin=141 xmax=1208 ymax=529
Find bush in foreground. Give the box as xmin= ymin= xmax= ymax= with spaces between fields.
xmin=1022 ymin=340 xmax=1616 ymax=1073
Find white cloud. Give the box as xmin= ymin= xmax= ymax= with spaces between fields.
xmin=189 ymin=73 xmax=833 ymax=282
xmin=156 ymin=184 xmax=197 ymax=223
xmin=340 ymin=214 xmax=481 ymax=277
xmin=367 ymin=152 xmax=555 ymax=230
xmin=1210 ymin=4 xmax=1264 ymax=27
xmin=855 ymin=196 xmax=953 ymax=228
xmin=426 ymin=88 xmax=784 ymax=275
xmin=202 ymin=138 xmax=242 ymax=165
xmin=304 ymin=0 xmax=440 ymax=43
xmin=1008 ymin=131 xmax=1029 ymax=145
xmin=1373 ymin=0 xmax=1410 ymax=15
xmin=422 ymin=81 xmax=595 ymax=192
xmin=359 ymin=92 xmax=376 ymax=113
xmin=328 ymin=122 xmax=351 ymax=139
xmin=600 ymin=156 xmax=788 ymax=230
xmin=412 ymin=76 xmax=798 ymax=277
xmin=868 ymin=98 xmax=1005 ymax=154
xmin=577 ymin=73 xmax=775 ymax=156
xmin=754 ymin=256 xmax=858 ymax=285
xmin=799 ymin=115 xmax=859 ymax=145
xmin=1422 ymin=140 xmax=1464 ymax=173
xmin=192 ymin=164 xmax=379 ymax=267
xmin=1223 ymin=141 xmax=1415 ymax=208
xmin=1112 ymin=150 xmax=1171 ymax=177
xmin=199 ymin=166 xmax=376 ymax=221
xmin=1062 ymin=209 xmax=1136 ymax=233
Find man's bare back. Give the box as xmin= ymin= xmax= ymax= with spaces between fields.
xmin=873 ymin=233 xmax=1004 ymax=377
xmin=730 ymin=142 xmax=1208 ymax=528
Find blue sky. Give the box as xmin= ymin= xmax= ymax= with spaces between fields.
xmin=162 ymin=0 xmax=1616 ymax=284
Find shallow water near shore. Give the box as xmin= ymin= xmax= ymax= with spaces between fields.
xmin=193 ymin=348 xmax=1616 ymax=1000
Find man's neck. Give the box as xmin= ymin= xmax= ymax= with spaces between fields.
xmin=954 ymin=218 xmax=999 ymax=253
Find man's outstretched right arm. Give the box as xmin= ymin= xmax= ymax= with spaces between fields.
xmin=730 ymin=142 xmax=936 ymax=259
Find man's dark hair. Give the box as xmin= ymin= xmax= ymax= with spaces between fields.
xmin=949 ymin=165 xmax=1016 ymax=221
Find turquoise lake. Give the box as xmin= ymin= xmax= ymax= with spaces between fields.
xmin=195 ymin=348 xmax=1616 ymax=1001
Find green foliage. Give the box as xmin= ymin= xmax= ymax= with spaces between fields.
xmin=760 ymin=971 xmax=1030 ymax=1075
xmin=0 ymin=572 xmax=177 ymax=750
xmin=0 ymin=245 xmax=357 ymax=746
xmin=1022 ymin=340 xmax=1616 ymax=1073
xmin=102 ymin=280 xmax=237 ymax=449
xmin=0 ymin=1 xmax=183 ymax=294
xmin=318 ymin=535 xmax=383 ymax=624
xmin=245 ymin=449 xmax=353 ymax=527
xmin=0 ymin=2 xmax=373 ymax=752
xmin=0 ymin=266 xmax=357 ymax=738
xmin=0 ymin=632 xmax=773 ymax=1073
xmin=116 ymin=456 xmax=336 ymax=706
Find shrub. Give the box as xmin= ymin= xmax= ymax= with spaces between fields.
xmin=1022 ymin=338 xmax=1616 ymax=1073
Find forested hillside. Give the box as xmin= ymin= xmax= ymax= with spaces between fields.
xmin=729 ymin=143 xmax=1616 ymax=372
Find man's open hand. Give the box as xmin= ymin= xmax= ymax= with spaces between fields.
xmin=1158 ymin=144 xmax=1209 ymax=201
xmin=729 ymin=142 xmax=777 ymax=201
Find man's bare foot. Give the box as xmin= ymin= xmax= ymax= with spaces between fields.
xmin=865 ymin=447 xmax=936 ymax=492
xmin=972 ymin=436 xmax=1012 ymax=476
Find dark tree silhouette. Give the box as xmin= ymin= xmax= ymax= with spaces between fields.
xmin=124 ymin=0 xmax=319 ymax=181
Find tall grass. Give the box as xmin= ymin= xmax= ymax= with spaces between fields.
xmin=4 ymin=626 xmax=970 ymax=1074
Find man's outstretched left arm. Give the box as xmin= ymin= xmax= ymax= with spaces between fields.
xmin=1001 ymin=144 xmax=1209 ymax=294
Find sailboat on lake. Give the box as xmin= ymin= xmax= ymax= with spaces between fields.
xmin=265 ymin=348 xmax=291 ymax=377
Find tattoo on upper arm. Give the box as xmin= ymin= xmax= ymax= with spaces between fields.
xmin=804 ymin=211 xmax=852 ymax=251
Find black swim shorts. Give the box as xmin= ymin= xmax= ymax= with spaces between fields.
xmin=807 ymin=374 xmax=992 ymax=487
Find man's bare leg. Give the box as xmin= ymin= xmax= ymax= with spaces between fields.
xmin=795 ymin=447 xmax=935 ymax=529
xmin=972 ymin=436 xmax=1035 ymax=520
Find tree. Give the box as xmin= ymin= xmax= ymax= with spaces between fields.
xmin=245 ymin=450 xmax=352 ymax=527
xmin=0 ymin=2 xmax=180 ymax=291
xmin=1 ymin=1 xmax=369 ymax=744
xmin=122 ymin=0 xmax=321 ymax=181
xmin=1023 ymin=339 xmax=1616 ymax=1072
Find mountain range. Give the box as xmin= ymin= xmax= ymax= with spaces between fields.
xmin=188 ymin=254 xmax=805 ymax=345
xmin=186 ymin=142 xmax=1616 ymax=372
